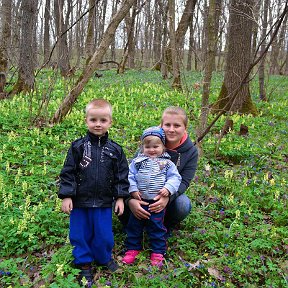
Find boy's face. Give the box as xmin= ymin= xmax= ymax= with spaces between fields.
xmin=161 ymin=113 xmax=187 ymax=147
xmin=85 ymin=107 xmax=112 ymax=136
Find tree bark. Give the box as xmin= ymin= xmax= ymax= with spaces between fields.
xmin=51 ymin=0 xmax=136 ymax=124
xmin=213 ymin=0 xmax=257 ymax=115
xmin=118 ymin=1 xmax=137 ymax=73
xmin=165 ymin=0 xmax=197 ymax=72
xmin=43 ymin=0 xmax=51 ymax=64
xmin=85 ymin=0 xmax=96 ymax=61
xmin=10 ymin=0 xmax=38 ymax=96
xmin=258 ymin=0 xmax=269 ymax=101
xmin=269 ymin=0 xmax=288 ymax=75
xmin=0 ymin=0 xmax=12 ymax=73
xmin=197 ymin=0 xmax=218 ymax=136
xmin=54 ymin=0 xmax=71 ymax=76
xmin=168 ymin=0 xmax=181 ymax=90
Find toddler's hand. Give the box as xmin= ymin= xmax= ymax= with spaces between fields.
xmin=159 ymin=188 xmax=170 ymax=197
xmin=131 ymin=191 xmax=141 ymax=201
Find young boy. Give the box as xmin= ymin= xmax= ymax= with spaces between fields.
xmin=58 ymin=99 xmax=129 ymax=285
xmin=122 ymin=126 xmax=181 ymax=267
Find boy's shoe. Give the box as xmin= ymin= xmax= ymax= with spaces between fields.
xmin=104 ymin=259 xmax=119 ymax=272
xmin=150 ymin=253 xmax=164 ymax=267
xmin=78 ymin=268 xmax=94 ymax=287
xmin=122 ymin=250 xmax=140 ymax=264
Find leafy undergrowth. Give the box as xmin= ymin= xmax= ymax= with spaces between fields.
xmin=0 ymin=70 xmax=287 ymax=287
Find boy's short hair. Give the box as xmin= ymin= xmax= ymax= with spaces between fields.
xmin=85 ymin=99 xmax=112 ymax=116
xmin=161 ymin=106 xmax=188 ymax=127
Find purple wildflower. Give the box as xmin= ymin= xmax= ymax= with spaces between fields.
xmin=223 ymin=266 xmax=232 ymax=274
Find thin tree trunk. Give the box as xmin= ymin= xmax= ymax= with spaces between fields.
xmin=186 ymin=20 xmax=194 ymax=71
xmin=85 ymin=0 xmax=96 ymax=61
xmin=165 ymin=0 xmax=197 ymax=72
xmin=168 ymin=0 xmax=181 ymax=90
xmin=0 ymin=0 xmax=12 ymax=72
xmin=198 ymin=0 xmax=217 ymax=137
xmin=118 ymin=2 xmax=137 ymax=73
xmin=54 ymin=0 xmax=71 ymax=76
xmin=10 ymin=0 xmax=38 ymax=96
xmin=43 ymin=0 xmax=51 ymax=64
xmin=259 ymin=0 xmax=269 ymax=101
xmin=153 ymin=1 xmax=162 ymax=65
xmin=51 ymin=0 xmax=136 ymax=124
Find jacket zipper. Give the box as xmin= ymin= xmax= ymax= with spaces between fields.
xmin=94 ymin=136 xmax=101 ymax=206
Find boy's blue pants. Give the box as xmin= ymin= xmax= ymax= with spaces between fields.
xmin=125 ymin=203 xmax=167 ymax=254
xmin=69 ymin=207 xmax=114 ymax=266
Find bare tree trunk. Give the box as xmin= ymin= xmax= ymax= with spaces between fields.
xmin=269 ymin=0 xmax=288 ymax=74
xmin=85 ymin=0 xmax=96 ymax=62
xmin=251 ymin=0 xmax=261 ymax=57
xmin=144 ymin=1 xmax=152 ymax=67
xmin=54 ymin=0 xmax=71 ymax=76
xmin=118 ymin=2 xmax=137 ymax=73
xmin=213 ymin=0 xmax=257 ymax=115
xmin=10 ymin=0 xmax=38 ymax=96
xmin=198 ymin=0 xmax=217 ymax=137
xmin=0 ymin=0 xmax=12 ymax=73
xmin=259 ymin=0 xmax=269 ymax=101
xmin=160 ymin=1 xmax=169 ymax=78
xmin=43 ymin=0 xmax=51 ymax=65
xmin=75 ymin=0 xmax=83 ymax=67
xmin=165 ymin=0 xmax=197 ymax=72
xmin=186 ymin=19 xmax=194 ymax=71
xmin=168 ymin=0 xmax=181 ymax=90
xmin=285 ymin=34 xmax=288 ymax=75
xmin=51 ymin=0 xmax=136 ymax=124
xmin=153 ymin=1 xmax=162 ymax=65
xmin=110 ymin=0 xmax=118 ymax=61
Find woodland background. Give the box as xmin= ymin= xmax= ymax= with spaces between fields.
xmin=0 ymin=0 xmax=287 ymax=287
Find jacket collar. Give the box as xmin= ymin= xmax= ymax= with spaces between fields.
xmin=87 ymin=131 xmax=109 ymax=145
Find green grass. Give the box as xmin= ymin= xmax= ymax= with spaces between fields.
xmin=0 ymin=69 xmax=287 ymax=287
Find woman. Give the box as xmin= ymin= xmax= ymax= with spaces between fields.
xmin=121 ymin=106 xmax=198 ymax=233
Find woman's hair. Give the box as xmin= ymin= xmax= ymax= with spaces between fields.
xmin=161 ymin=106 xmax=188 ymax=127
xmin=85 ymin=99 xmax=112 ymax=116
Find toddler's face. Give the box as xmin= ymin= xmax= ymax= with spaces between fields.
xmin=85 ymin=107 xmax=112 ymax=136
xmin=143 ymin=141 xmax=164 ymax=158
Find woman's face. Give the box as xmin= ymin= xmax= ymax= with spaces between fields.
xmin=161 ymin=113 xmax=186 ymax=147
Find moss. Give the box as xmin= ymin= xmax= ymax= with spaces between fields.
xmin=212 ymin=82 xmax=258 ymax=116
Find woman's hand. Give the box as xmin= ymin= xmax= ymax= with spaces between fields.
xmin=149 ymin=194 xmax=169 ymax=213
xmin=128 ymin=198 xmax=150 ymax=220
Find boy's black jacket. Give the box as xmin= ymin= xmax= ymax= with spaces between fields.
xmin=58 ymin=131 xmax=130 ymax=208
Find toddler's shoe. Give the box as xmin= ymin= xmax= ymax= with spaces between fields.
xmin=122 ymin=250 xmax=140 ymax=264
xmin=150 ymin=253 xmax=164 ymax=267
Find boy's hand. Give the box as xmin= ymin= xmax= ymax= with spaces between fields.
xmin=131 ymin=191 xmax=142 ymax=201
xmin=115 ymin=198 xmax=124 ymax=216
xmin=159 ymin=187 xmax=170 ymax=197
xmin=61 ymin=198 xmax=73 ymax=214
